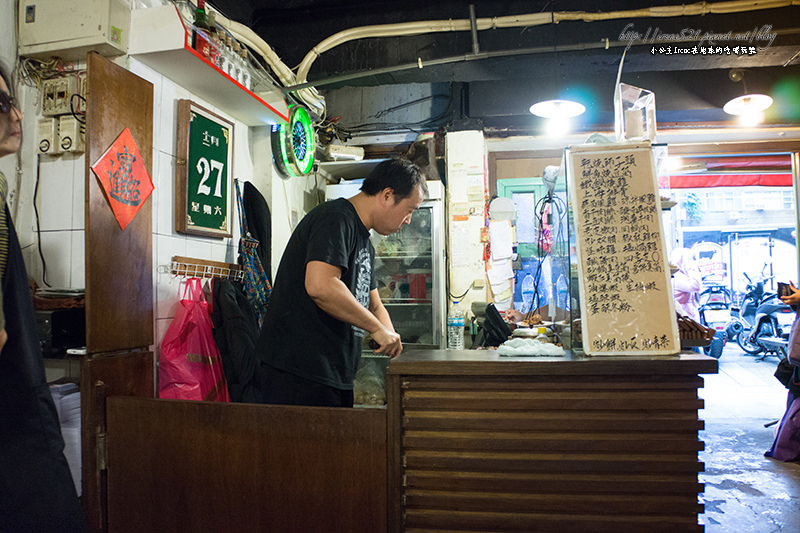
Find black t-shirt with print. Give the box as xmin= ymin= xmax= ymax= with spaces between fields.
xmin=255 ymin=198 xmax=376 ymax=390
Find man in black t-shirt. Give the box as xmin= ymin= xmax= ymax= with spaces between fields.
xmin=255 ymin=158 xmax=427 ymax=407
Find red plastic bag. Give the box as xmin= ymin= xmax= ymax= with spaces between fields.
xmin=159 ymin=277 xmax=230 ymax=402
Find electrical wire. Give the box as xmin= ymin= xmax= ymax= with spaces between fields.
xmin=32 ymin=154 xmax=50 ymax=288
xmin=448 ymin=286 xmax=471 ymax=301
xmin=70 ymin=94 xmax=86 ymax=124
xmin=17 ymin=57 xmax=76 ymax=89
xmin=333 ymin=84 xmax=456 ymax=135
xmin=523 ymin=191 xmax=568 ymax=322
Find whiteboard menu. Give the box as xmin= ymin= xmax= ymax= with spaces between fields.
xmin=567 ymin=143 xmax=679 ymax=356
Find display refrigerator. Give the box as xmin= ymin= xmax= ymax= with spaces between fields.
xmin=325 ymin=179 xmax=446 ymax=350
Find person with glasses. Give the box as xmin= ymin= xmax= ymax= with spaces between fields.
xmin=0 ymin=64 xmax=85 ymax=532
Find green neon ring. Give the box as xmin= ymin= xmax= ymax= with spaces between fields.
xmin=271 ymin=104 xmax=315 ymax=178
xmin=292 ymin=106 xmax=315 ymax=175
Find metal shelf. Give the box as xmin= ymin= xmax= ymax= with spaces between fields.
xmin=375 ymin=254 xmax=432 ymax=260
xmin=129 ymin=4 xmax=289 ymax=126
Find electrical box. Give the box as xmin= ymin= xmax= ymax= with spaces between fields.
xmin=19 ymin=0 xmax=131 ymax=60
xmin=37 ymin=118 xmax=59 ymax=154
xmin=58 ymin=116 xmax=85 ymax=153
xmin=41 ymin=75 xmax=85 ymax=117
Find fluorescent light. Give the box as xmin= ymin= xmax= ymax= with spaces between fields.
xmin=529 ymin=99 xmax=585 ymax=119
xmin=723 ymin=93 xmax=773 ymax=116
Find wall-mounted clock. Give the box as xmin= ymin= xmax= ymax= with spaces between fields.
xmin=271 ymin=104 xmax=315 ymax=178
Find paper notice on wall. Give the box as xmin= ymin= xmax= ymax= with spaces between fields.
xmin=487 ymin=258 xmax=514 ymax=285
xmin=488 ymin=274 xmax=513 ymax=306
xmin=489 ymin=220 xmax=513 ymax=260
xmin=451 ymin=202 xmax=471 ymax=217
xmin=494 ymin=286 xmax=513 ymax=303
xmin=467 ymin=171 xmax=486 ymax=202
xmin=494 ymin=295 xmax=513 ymax=311
xmin=451 ymin=221 xmax=472 ymax=267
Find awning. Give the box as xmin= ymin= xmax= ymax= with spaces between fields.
xmin=667 ymin=173 xmax=793 ymax=188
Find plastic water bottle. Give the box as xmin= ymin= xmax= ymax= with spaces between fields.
xmin=556 ymin=273 xmax=569 ymax=311
xmin=521 ymin=274 xmax=535 ymax=313
xmin=447 ymin=300 xmax=465 ymax=350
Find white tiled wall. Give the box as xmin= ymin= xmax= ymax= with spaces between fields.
xmin=16 ymin=54 xmax=324 ymax=364
xmin=126 ymin=57 xmax=243 ymax=351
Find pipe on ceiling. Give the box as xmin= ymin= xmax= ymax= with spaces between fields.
xmin=209 ymin=7 xmax=327 ymax=118
xmin=295 ymin=0 xmax=800 ymax=85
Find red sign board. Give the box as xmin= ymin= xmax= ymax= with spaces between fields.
xmin=90 ymin=127 xmax=154 ymax=230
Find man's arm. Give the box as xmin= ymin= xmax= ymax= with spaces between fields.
xmin=369 ymin=288 xmax=394 ymax=332
xmin=368 ymin=288 xmax=403 ymax=358
xmin=305 ymin=261 xmax=401 ymax=356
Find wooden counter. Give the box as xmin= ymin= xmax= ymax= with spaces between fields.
xmin=98 ymin=350 xmax=716 ymax=532
xmin=386 ymin=350 xmax=718 ymax=533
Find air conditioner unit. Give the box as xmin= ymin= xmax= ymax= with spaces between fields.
xmin=19 ymin=0 xmax=131 ymax=60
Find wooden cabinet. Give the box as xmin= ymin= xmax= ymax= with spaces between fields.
xmin=81 ymin=52 xmax=156 ymax=533
xmin=386 ymin=350 xmax=718 ymax=532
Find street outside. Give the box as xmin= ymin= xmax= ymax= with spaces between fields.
xmin=700 ymin=343 xmax=800 ymax=532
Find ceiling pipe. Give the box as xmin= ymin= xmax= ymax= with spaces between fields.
xmin=469 ymin=4 xmax=480 ymax=55
xmin=208 ymin=7 xmax=327 ymax=119
xmin=295 ymin=0 xmax=800 ymax=85
xmin=284 ymin=26 xmax=800 ymax=93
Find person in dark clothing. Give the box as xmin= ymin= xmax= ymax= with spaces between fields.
xmin=0 ymin=64 xmax=85 ymax=531
xmin=254 ymin=158 xmax=426 ymax=407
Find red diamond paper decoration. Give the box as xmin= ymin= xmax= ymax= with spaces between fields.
xmin=90 ymin=127 xmax=154 ymax=231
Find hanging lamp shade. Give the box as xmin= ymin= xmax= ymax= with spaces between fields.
xmin=529 ymin=99 xmax=585 ymax=119
xmin=722 ymin=93 xmax=773 ymax=116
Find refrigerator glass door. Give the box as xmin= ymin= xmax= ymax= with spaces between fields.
xmin=371 ymin=201 xmax=443 ymax=348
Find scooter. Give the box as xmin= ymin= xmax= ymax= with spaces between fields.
xmin=725 ymin=273 xmax=765 ymax=343
xmin=737 ymin=282 xmax=794 ymax=358
xmin=698 ymin=283 xmax=731 ymax=359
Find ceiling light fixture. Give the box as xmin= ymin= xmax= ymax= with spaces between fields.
xmin=529 ymin=99 xmax=585 ymax=119
xmin=723 ymin=69 xmax=773 ymax=123
xmin=722 ymin=93 xmax=773 ymax=116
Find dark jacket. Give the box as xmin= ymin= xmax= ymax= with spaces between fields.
xmin=242 ymin=181 xmax=272 ymax=284
xmin=211 ymin=278 xmax=260 ymax=403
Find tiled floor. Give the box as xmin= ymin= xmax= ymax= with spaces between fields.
xmin=700 ymin=344 xmax=800 ymax=532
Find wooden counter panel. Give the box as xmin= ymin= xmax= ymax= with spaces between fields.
xmin=388 ymin=350 xmax=718 ymax=377
xmin=387 ymin=354 xmax=715 ymax=532
xmin=403 ymin=450 xmax=703 ymax=474
xmin=106 ymin=397 xmax=387 ymax=533
xmin=404 ymin=489 xmax=703 ymax=515
xmin=404 ymin=509 xmax=703 ymax=532
xmin=404 ymin=470 xmax=703 ymax=495
xmin=402 ymin=374 xmax=705 ymax=390
xmin=403 ymin=430 xmax=703 ymax=453
xmin=403 ymin=410 xmax=704 ymax=433
xmin=402 ymin=389 xmax=704 ymax=411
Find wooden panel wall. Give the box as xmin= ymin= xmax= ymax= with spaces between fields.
xmin=81 ymin=351 xmax=155 ymax=533
xmin=105 ymin=398 xmax=388 ymax=533
xmin=390 ymin=374 xmax=706 ymax=532
xmin=84 ymin=52 xmax=154 ymax=353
